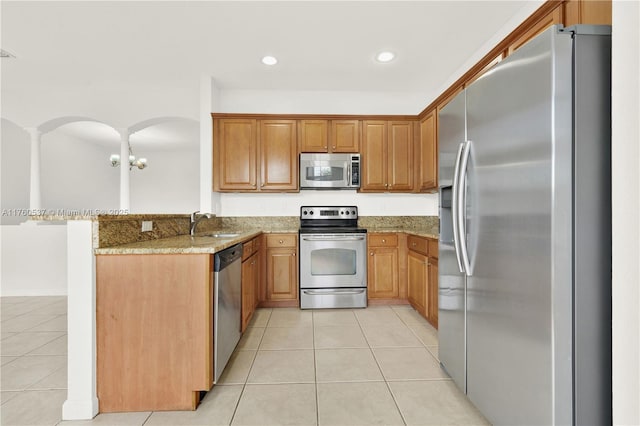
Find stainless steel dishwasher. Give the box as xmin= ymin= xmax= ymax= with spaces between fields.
xmin=213 ymin=243 xmax=242 ymax=383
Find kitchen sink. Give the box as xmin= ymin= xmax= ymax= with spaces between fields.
xmin=202 ymin=233 xmax=240 ymax=239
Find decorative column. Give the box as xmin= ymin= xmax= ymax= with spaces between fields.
xmin=116 ymin=128 xmax=130 ymax=212
xmin=25 ymin=127 xmax=42 ymax=211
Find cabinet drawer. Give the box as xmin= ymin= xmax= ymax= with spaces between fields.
xmin=407 ymin=235 xmax=428 ymax=255
xmin=428 ymin=239 xmax=438 ymax=258
xmin=242 ymin=239 xmax=254 ymax=260
xmin=266 ymin=234 xmax=297 ymax=248
xmin=368 ymin=233 xmax=398 ymax=247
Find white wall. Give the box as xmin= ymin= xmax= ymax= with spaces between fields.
xmin=0 ymin=222 xmax=67 ymax=296
xmin=129 ymin=147 xmax=199 ymax=214
xmin=40 ymin=130 xmax=119 ymax=212
xmin=1 ymin=119 xmax=31 ymax=225
xmin=220 ymin=191 xmax=438 ymax=217
xmin=612 ymin=1 xmax=640 ymax=423
xmin=218 ymin=89 xmax=431 ymax=116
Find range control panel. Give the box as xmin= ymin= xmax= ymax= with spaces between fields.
xmin=300 ymin=206 xmax=358 ymax=220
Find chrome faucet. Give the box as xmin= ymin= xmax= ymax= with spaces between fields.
xmin=190 ymin=211 xmax=214 ymax=236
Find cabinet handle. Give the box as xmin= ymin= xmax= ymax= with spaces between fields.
xmin=332 ymin=145 xmax=336 ymax=149
xmin=412 ymin=242 xmax=417 ymax=246
xmin=370 ymin=252 xmax=374 ymax=256
xmin=279 ymin=239 xmax=283 ymax=244
xmin=292 ymin=252 xmax=296 ymax=257
xmin=261 ymin=183 xmax=265 ymax=187
xmin=382 ymin=239 xmax=386 ymax=243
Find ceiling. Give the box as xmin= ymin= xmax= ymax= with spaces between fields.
xmin=1 ymin=0 xmax=542 ymax=143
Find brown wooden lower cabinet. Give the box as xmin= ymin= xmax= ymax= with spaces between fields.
xmin=407 ymin=249 xmax=428 ymax=317
xmin=367 ymin=233 xmax=409 ymax=303
xmin=407 ymin=235 xmax=439 ymax=328
xmin=262 ymin=233 xmax=298 ymax=307
xmin=241 ymin=237 xmax=260 ymax=332
xmin=96 ymin=254 xmax=212 ymax=413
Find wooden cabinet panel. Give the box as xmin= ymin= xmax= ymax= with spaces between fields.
xmin=508 ymin=6 xmax=563 ymax=55
xmin=387 ymin=121 xmax=414 ymax=191
xmin=266 ymin=248 xmax=298 ymax=301
xmin=428 ymin=257 xmax=439 ymax=328
xmin=214 ymin=119 xmax=257 ymax=191
xmin=428 ymin=239 xmax=438 ymax=258
xmin=368 ymin=233 xmax=398 ymax=247
xmin=260 ymin=120 xmax=298 ymax=191
xmin=266 ymin=234 xmax=297 ymax=248
xmin=265 ymin=233 xmax=298 ymax=304
xmin=299 ymin=120 xmax=328 ymax=152
xmin=331 ymin=120 xmax=360 ymax=152
xmin=361 ymin=120 xmax=387 ymax=191
xmin=564 ymin=0 xmax=611 ymax=26
xmin=368 ymin=247 xmax=399 ymax=299
xmin=241 ymin=252 xmax=257 ymax=332
xmin=408 ymin=235 xmax=428 ymax=256
xmin=418 ymin=111 xmax=437 ymax=192
xmin=390 ymin=122 xmax=415 ymax=189
xmin=97 ymin=254 xmax=212 ymax=412
xmin=408 ymin=250 xmax=428 ymax=316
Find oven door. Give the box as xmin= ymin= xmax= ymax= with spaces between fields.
xmin=299 ymin=233 xmax=367 ymax=288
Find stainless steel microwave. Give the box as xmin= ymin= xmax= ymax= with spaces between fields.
xmin=299 ymin=153 xmax=360 ymax=189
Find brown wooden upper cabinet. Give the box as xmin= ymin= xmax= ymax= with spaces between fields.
xmin=260 ymin=120 xmax=298 ymax=191
xmin=361 ymin=120 xmax=414 ymax=192
xmin=507 ymin=6 xmax=563 ymax=55
xmin=563 ymin=0 xmax=612 ymax=26
xmin=299 ymin=119 xmax=360 ymax=153
xmin=213 ymin=118 xmax=298 ymax=192
xmin=417 ymin=111 xmax=437 ymax=192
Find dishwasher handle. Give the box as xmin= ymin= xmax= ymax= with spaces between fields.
xmin=214 ymin=243 xmax=243 ymax=271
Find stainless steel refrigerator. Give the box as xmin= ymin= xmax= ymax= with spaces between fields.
xmin=438 ymin=25 xmax=612 ymax=425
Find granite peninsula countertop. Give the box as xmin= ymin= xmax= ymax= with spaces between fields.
xmin=94 ymin=226 xmax=438 ymax=255
xmin=94 ymin=228 xmax=297 ymax=255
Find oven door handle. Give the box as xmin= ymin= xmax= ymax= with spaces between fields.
xmin=302 ymin=289 xmax=366 ymax=295
xmin=301 ymin=236 xmax=366 ymax=241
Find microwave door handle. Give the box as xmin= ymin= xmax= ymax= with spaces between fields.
xmin=347 ymin=162 xmax=352 ymax=187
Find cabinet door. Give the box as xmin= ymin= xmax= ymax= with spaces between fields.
xmin=388 ymin=121 xmax=414 ymax=192
xmin=367 ymin=247 xmax=399 ymax=298
xmin=266 ymin=248 xmax=298 ymax=301
xmin=299 ymin=120 xmax=328 ymax=152
xmin=214 ymin=118 xmax=257 ymax=191
xmin=427 ymin=257 xmax=439 ymax=328
xmin=260 ymin=120 xmax=298 ymax=191
xmin=408 ymin=250 xmax=428 ymax=317
xmin=331 ymin=120 xmax=360 ymax=152
xmin=507 ymin=6 xmax=562 ymax=55
xmin=418 ymin=112 xmax=437 ymax=191
xmin=564 ymin=0 xmax=611 ymax=26
xmin=361 ymin=121 xmax=387 ymax=191
xmin=241 ymin=254 xmax=256 ymax=332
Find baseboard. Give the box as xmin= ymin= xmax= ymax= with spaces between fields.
xmin=62 ymin=397 xmax=99 ymax=420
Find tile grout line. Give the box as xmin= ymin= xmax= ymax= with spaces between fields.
xmin=312 ymin=310 xmax=319 ymax=426
xmin=228 ymin=308 xmax=272 ymax=425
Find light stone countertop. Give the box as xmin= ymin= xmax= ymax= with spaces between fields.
xmin=367 ymin=227 xmax=439 ymax=240
xmin=94 ymin=226 xmax=437 ymax=255
xmin=94 ymin=229 xmax=298 ymax=255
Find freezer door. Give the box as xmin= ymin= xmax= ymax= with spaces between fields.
xmin=437 ymin=90 xmax=467 ymax=393
xmin=464 ymin=26 xmax=573 ymax=425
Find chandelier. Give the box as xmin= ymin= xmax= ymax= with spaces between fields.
xmin=110 ymin=144 xmax=147 ymax=170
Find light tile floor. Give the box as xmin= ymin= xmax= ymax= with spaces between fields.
xmin=1 ymin=297 xmax=490 ymax=425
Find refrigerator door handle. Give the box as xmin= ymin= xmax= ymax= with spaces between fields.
xmin=458 ymin=140 xmax=473 ymax=276
xmin=452 ymin=142 xmax=465 ymax=273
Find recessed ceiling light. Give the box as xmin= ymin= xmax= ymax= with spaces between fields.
xmin=375 ymin=51 xmax=395 ymax=63
xmin=261 ymin=56 xmax=278 ymax=66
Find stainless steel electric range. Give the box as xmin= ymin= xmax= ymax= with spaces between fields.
xmin=298 ymin=206 xmax=367 ymax=309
